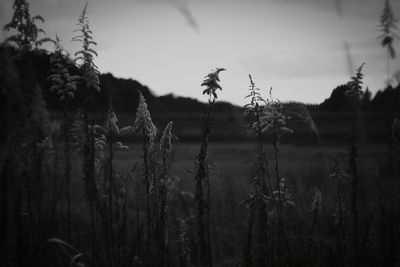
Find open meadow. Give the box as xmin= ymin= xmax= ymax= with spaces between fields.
xmin=1 ymin=0 xmax=400 ymax=266
xmin=62 ymin=142 xmax=394 ymax=266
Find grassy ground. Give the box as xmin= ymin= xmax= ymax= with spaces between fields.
xmin=65 ymin=142 xmax=390 ymax=265
xmin=106 ymin=142 xmax=387 ymax=192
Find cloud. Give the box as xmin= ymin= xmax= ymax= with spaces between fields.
xmin=334 ymin=0 xmax=342 ymax=17
xmin=177 ymin=4 xmax=199 ymax=32
xmin=137 ymin=0 xmax=200 ymax=32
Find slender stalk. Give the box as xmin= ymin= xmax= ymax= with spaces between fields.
xmin=273 ymin=138 xmax=285 ymax=248
xmin=105 ymin=111 xmax=116 ymax=267
xmin=136 ymin=162 xmax=142 ymax=260
xmin=158 ymin=122 xmax=174 ymax=267
xmin=158 ymin=150 xmax=169 ymax=267
xmin=388 ymin=50 xmax=391 ymax=83
xmin=244 ymin=209 xmax=254 ymax=267
xmin=142 ymin=129 xmax=151 ymax=267
xmin=195 ymin=104 xmax=212 ymax=267
xmin=63 ymin=108 xmax=72 ymax=243
xmin=348 ymin=111 xmax=359 ymax=266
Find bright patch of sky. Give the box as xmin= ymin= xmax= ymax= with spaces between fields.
xmin=1 ymin=0 xmax=399 ymax=105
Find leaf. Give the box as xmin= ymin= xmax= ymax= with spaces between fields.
xmin=119 ymin=126 xmax=134 ymax=136
xmin=3 ymin=22 xmax=15 ymax=31
xmin=37 ymin=37 xmax=54 ymax=45
xmin=4 ymin=35 xmax=19 ymax=44
xmin=286 ymin=201 xmax=296 ymax=207
xmin=115 ymin=142 xmax=129 ymax=150
xmin=389 ymin=43 xmax=396 ymax=58
xmin=88 ymin=48 xmax=98 ymax=56
xmin=381 ymin=35 xmax=394 ymax=47
xmin=69 ymin=75 xmax=81 ymax=82
xmin=32 ymin=15 xmax=45 ymax=23
xmin=47 ymin=74 xmax=62 ymax=80
xmin=37 ymin=29 xmax=46 ymax=35
xmin=50 ymin=85 xmax=62 ymax=92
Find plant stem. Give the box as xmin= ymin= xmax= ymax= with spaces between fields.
xmin=195 ymin=103 xmax=213 ymax=267
xmin=142 ymin=129 xmax=151 ymax=267
xmin=63 ymin=109 xmax=72 ymax=243
xmin=349 ymin=111 xmax=359 ymax=266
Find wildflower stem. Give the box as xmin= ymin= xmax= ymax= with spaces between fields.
xmin=63 ymin=109 xmax=72 ymax=243
xmin=195 ymin=103 xmax=212 ymax=267
xmin=142 ymin=129 xmax=151 ymax=267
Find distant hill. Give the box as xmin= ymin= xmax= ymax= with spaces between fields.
xmin=320 ymin=83 xmax=399 ymax=112
xmin=1 ymin=46 xmax=399 ymax=144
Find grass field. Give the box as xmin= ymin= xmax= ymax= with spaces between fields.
xmin=1 ymin=1 xmax=399 ymax=265
xmin=105 ymin=142 xmax=388 ymax=192
xmin=64 ymin=142 xmax=392 ymax=265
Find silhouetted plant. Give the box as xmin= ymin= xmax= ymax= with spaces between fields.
xmin=379 ymin=0 xmax=398 ymax=82
xmin=3 ymin=0 xmax=51 ymax=51
xmin=72 ymin=3 xmax=100 ymax=94
xmin=331 ymin=160 xmax=349 ymax=263
xmin=201 ymin=68 xmax=226 ymax=103
xmin=90 ymin=100 xmax=131 ymax=267
xmin=178 ymin=218 xmax=191 ymax=267
xmin=72 ymin=3 xmax=101 ymax=260
xmin=48 ymin=35 xmax=79 ymax=242
xmin=241 ymin=74 xmax=271 ymax=267
xmin=48 ymin=36 xmax=79 ymax=101
xmin=345 ymin=63 xmax=365 ymax=266
xmin=1 ymin=2 xmax=54 ymax=265
xmin=194 ymin=67 xmax=225 ymax=267
xmin=156 ymin=121 xmax=176 ymax=267
xmin=309 ymin=187 xmax=322 ymax=235
xmin=129 ymin=91 xmax=158 ymax=266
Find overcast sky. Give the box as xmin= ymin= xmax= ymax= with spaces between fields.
xmin=1 ymin=0 xmax=399 ymax=105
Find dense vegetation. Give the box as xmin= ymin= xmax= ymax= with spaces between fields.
xmin=0 ymin=1 xmax=399 ymax=267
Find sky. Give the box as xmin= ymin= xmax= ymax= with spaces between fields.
xmin=1 ymin=0 xmax=400 ymax=105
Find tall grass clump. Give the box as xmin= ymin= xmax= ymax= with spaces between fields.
xmin=241 ymin=75 xmax=323 ymax=266
xmin=71 ymin=2 xmax=100 ymax=258
xmin=194 ymin=67 xmax=225 ymax=267
xmin=379 ymin=7 xmax=399 ymax=254
xmin=345 ymin=63 xmax=365 ymax=266
xmin=309 ymin=187 xmax=322 ymax=236
xmin=90 ymin=100 xmax=133 ymax=267
xmin=1 ymin=1 xmax=54 ymax=265
xmin=241 ymin=74 xmax=272 ymax=267
xmin=156 ymin=121 xmax=176 ymax=267
xmin=3 ymin=0 xmax=51 ymax=51
xmin=259 ymin=88 xmax=294 ymax=263
xmin=48 ymin=35 xmax=79 ymax=242
xmin=331 ymin=160 xmax=349 ymax=262
xmin=123 ymin=92 xmax=177 ymax=267
xmin=131 ymin=91 xmax=157 ymax=266
xmin=379 ymin=0 xmax=397 ymax=82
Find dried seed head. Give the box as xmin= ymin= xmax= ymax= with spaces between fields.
xmin=259 ymin=94 xmax=293 ymax=138
xmin=105 ymin=110 xmax=120 ymax=135
xmin=133 ymin=91 xmax=157 ymax=139
xmin=160 ymin=121 xmax=174 ymax=152
xmin=72 ymin=3 xmax=100 ymax=92
xmin=310 ymin=187 xmax=322 ymax=215
xmin=273 ymin=178 xmax=295 ymax=207
xmin=379 ymin=0 xmax=397 ymax=58
xmin=201 ymin=68 xmax=226 ymax=103
xmin=48 ymin=36 xmax=79 ymax=101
